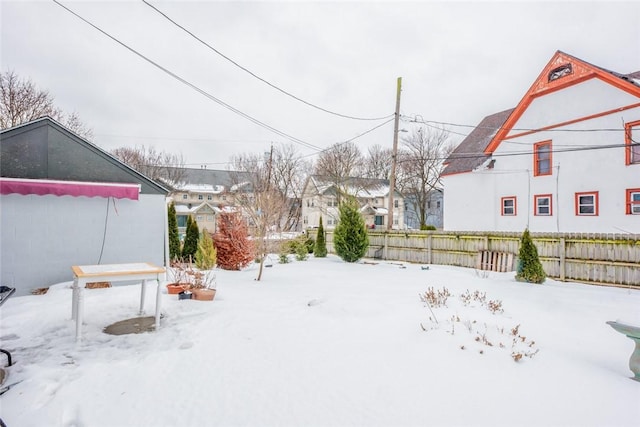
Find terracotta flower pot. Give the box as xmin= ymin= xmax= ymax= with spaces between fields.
xmin=166 ymin=283 xmax=190 ymax=295
xmin=192 ymin=288 xmax=216 ymax=301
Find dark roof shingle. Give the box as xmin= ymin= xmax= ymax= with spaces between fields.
xmin=441 ymin=108 xmax=513 ymax=176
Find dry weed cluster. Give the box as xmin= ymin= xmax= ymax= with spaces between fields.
xmin=420 ymin=286 xmax=538 ymax=363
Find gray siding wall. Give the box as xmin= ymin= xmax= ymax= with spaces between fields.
xmin=1 ymin=194 xmax=166 ymax=296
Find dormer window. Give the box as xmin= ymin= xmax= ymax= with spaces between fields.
xmin=548 ymin=63 xmax=572 ymax=82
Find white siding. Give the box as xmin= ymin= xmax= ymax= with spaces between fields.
xmin=1 ymin=193 xmax=167 ymax=296
xmin=443 ymin=79 xmax=640 ymax=233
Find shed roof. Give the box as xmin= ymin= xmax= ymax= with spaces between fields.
xmin=0 ymin=117 xmax=168 ymax=195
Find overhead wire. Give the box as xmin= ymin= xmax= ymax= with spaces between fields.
xmin=142 ymin=0 xmax=394 ymax=122
xmin=53 ymin=0 xmax=324 ymax=152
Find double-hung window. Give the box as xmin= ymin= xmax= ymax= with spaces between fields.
xmin=575 ymin=192 xmax=598 ymax=216
xmin=534 ymin=194 xmax=552 ymax=216
xmin=501 ymin=196 xmax=517 ymax=216
xmin=625 ymin=120 xmax=640 ymax=165
xmin=534 ymin=141 xmax=552 ymax=176
xmin=627 ymin=189 xmax=640 ymax=214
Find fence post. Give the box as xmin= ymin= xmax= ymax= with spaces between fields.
xmin=427 ymin=234 xmax=432 ymax=264
xmin=559 ymin=237 xmax=566 ymax=281
xmin=384 ymin=232 xmax=389 ymax=260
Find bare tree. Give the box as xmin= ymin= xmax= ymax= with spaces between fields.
xmin=313 ymin=141 xmax=365 ymax=202
xmin=363 ymin=144 xmax=394 ymax=179
xmin=396 ymin=126 xmax=453 ymax=229
xmin=269 ymin=143 xmax=311 ymax=231
xmin=0 ymin=70 xmax=92 ymax=139
xmin=111 ymin=145 xmax=185 ymax=184
xmin=229 ymin=147 xmax=291 ymax=281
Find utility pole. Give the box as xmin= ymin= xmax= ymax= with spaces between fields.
xmin=387 ymin=77 xmax=402 ymax=230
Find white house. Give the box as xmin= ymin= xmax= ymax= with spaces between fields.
xmin=442 ymin=51 xmax=640 ymax=233
xmin=301 ymin=176 xmax=405 ymax=230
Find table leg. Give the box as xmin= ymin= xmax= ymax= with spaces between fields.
xmin=155 ymin=279 xmax=162 ymax=331
xmin=76 ymin=285 xmax=84 ymax=342
xmin=139 ymin=279 xmax=147 ymax=315
xmin=71 ymin=278 xmax=79 ymax=321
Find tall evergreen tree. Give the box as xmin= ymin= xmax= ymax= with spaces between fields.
xmin=168 ymin=202 xmax=180 ymax=261
xmin=333 ymin=198 xmax=369 ymax=263
xmin=515 ymin=228 xmax=546 ymax=284
xmin=314 ymin=216 xmax=328 ymax=257
xmin=182 ymin=216 xmax=199 ymax=262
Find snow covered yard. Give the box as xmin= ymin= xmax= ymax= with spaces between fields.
xmin=1 ymin=255 xmax=639 ymax=427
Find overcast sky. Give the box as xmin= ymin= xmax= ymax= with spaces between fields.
xmin=2 ymin=1 xmax=639 ymax=168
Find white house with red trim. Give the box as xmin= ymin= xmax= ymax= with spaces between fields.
xmin=1 ymin=117 xmax=169 ymax=296
xmin=442 ymin=51 xmax=640 ymax=233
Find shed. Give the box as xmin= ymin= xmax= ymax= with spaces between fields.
xmin=0 ymin=117 xmax=169 ymax=296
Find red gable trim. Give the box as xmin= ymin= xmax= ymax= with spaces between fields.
xmin=484 ymin=51 xmax=640 ymax=154
xmin=0 ymin=178 xmax=140 ymax=200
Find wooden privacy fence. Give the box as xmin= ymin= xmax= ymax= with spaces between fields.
xmin=308 ymin=230 xmax=640 ymax=289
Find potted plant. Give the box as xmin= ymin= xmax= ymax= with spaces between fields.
xmin=166 ymin=260 xmax=192 ymax=295
xmin=188 ymin=268 xmax=217 ymax=301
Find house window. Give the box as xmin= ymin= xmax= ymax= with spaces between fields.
xmin=196 ymin=215 xmax=203 ymax=221
xmin=303 ymin=216 xmax=308 ymax=224
xmin=534 ymin=194 xmax=552 ymax=216
xmin=534 ymin=141 xmax=552 ymax=176
xmin=625 ymin=120 xmax=640 ymax=165
xmin=427 ymin=201 xmax=431 ymax=209
xmin=627 ymin=189 xmax=640 ymax=214
xmin=182 ymin=194 xmax=188 ymax=199
xmin=575 ymin=192 xmax=598 ymax=216
xmin=374 ymin=216 xmax=384 ymax=226
xmin=222 ymin=196 xmax=227 ymax=201
xmin=394 ymin=200 xmax=399 ymax=208
xmin=198 ymin=194 xmax=203 ymax=200
xmin=501 ymin=196 xmax=517 ymax=216
xmin=436 ymin=201 xmax=441 ymax=209
xmin=207 ymin=215 xmax=214 ymax=221
xmin=207 ymin=195 xmax=212 ymax=200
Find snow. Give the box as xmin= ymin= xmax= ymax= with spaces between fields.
xmin=1 ymin=255 xmax=639 ymax=427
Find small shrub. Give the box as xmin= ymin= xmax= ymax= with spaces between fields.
xmin=195 ymin=229 xmax=217 ymax=270
xmin=515 ymin=228 xmax=546 ymax=284
xmin=279 ymin=253 xmax=290 ymax=264
xmin=420 ymin=224 xmax=436 ymax=231
xmin=295 ymin=242 xmax=308 ymax=261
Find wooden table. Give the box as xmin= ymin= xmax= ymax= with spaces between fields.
xmin=71 ymin=263 xmax=166 ymax=341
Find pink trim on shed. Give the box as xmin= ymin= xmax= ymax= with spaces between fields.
xmin=0 ymin=178 xmax=140 ymax=200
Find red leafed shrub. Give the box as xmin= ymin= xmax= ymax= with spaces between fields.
xmin=213 ymin=211 xmax=255 ymax=271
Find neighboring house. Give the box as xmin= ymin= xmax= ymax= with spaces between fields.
xmin=0 ymin=117 xmax=169 ymax=296
xmin=442 ymin=51 xmax=640 ymax=233
xmin=164 ymin=168 xmax=253 ymax=236
xmin=404 ymin=188 xmax=444 ymax=229
xmin=301 ymin=176 xmax=405 ymax=230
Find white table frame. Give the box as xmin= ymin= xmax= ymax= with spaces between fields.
xmin=71 ymin=263 xmax=166 ymax=341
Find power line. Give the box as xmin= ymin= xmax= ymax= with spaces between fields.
xmin=142 ymin=0 xmax=394 ymax=122
xmin=401 ymin=141 xmax=638 ymax=165
xmin=53 ymin=0 xmax=324 ymax=152
xmin=404 ymin=114 xmax=629 ymax=134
